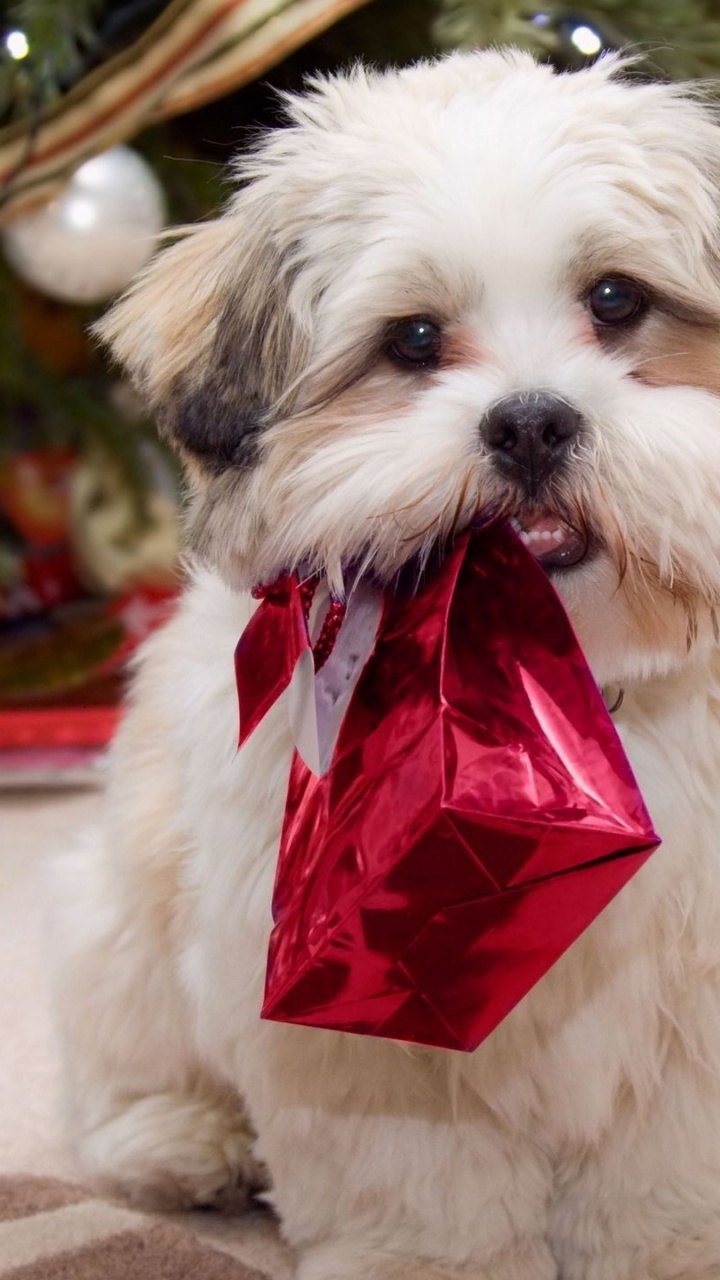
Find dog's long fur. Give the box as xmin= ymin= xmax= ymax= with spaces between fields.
xmin=49 ymin=51 xmax=720 ymax=1279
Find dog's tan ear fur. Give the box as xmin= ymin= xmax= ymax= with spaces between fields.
xmin=96 ymin=217 xmax=240 ymax=402
xmin=97 ymin=204 xmax=308 ymax=472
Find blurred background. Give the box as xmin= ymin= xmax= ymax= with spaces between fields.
xmin=0 ymin=0 xmax=714 ymax=786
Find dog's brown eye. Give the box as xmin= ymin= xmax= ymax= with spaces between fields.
xmin=387 ymin=317 xmax=442 ymax=367
xmin=588 ymin=278 xmax=648 ymax=327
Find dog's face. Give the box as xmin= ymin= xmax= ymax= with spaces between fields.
xmin=100 ymin=51 xmax=720 ymax=686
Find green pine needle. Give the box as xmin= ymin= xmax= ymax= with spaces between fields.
xmin=0 ymin=0 xmax=105 ymax=118
xmin=436 ymin=0 xmax=720 ymax=80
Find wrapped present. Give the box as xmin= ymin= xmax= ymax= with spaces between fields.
xmin=235 ymin=522 xmax=660 ymax=1052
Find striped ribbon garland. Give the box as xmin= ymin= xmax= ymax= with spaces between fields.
xmin=0 ymin=0 xmax=370 ymax=225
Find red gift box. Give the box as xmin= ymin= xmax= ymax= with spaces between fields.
xmin=236 ymin=522 xmax=659 ymax=1052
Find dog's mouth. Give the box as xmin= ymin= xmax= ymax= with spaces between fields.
xmin=509 ymin=509 xmax=590 ymax=572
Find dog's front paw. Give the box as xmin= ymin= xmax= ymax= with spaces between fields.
xmin=80 ymin=1091 xmax=266 ymax=1212
xmin=296 ymin=1241 xmax=557 ymax=1280
xmin=297 ymin=1253 xmax=461 ymax=1280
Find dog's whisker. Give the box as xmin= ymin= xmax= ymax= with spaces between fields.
xmin=631 ymin=350 xmax=692 ymax=369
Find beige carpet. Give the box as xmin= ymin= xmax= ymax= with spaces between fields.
xmin=0 ymin=1175 xmax=269 ymax=1278
xmin=0 ymin=789 xmax=293 ymax=1278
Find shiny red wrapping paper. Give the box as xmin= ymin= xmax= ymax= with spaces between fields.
xmin=236 ymin=522 xmax=659 ymax=1052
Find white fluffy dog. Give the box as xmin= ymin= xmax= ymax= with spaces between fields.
xmin=49 ymin=49 xmax=720 ymax=1280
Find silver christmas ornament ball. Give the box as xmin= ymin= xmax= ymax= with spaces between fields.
xmin=2 ymin=145 xmax=166 ymax=303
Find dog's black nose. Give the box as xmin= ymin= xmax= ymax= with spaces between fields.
xmin=482 ymin=393 xmax=582 ymax=492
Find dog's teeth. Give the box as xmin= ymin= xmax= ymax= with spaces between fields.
xmin=515 ymin=524 xmax=567 ymax=548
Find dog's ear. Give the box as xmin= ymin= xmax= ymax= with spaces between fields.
xmin=96 ymin=202 xmax=307 ymax=473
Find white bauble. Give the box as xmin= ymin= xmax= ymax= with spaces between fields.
xmin=2 ymin=146 xmax=166 ymax=303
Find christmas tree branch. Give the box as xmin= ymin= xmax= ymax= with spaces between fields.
xmin=436 ymin=0 xmax=720 ymax=80
xmin=0 ymin=0 xmax=105 ymax=118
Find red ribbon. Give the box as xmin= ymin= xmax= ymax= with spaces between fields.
xmin=235 ymin=576 xmax=347 ymax=745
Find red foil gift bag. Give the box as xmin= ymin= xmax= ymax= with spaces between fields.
xmin=236 ymin=522 xmax=659 ymax=1052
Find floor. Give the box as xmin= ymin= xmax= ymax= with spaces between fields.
xmin=0 ymin=786 xmax=292 ymax=1277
